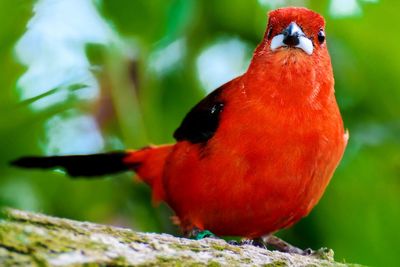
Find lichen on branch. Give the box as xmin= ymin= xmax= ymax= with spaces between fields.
xmin=0 ymin=208 xmax=356 ymax=266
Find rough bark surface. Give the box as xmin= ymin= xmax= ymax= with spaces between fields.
xmin=0 ymin=208 xmax=358 ymax=266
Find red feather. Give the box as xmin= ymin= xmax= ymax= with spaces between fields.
xmin=13 ymin=7 xmax=347 ymax=239
xmin=125 ymin=7 xmax=348 ymax=237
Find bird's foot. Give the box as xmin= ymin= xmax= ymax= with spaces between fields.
xmin=195 ymin=230 xmax=216 ymax=240
xmin=187 ymin=227 xmax=217 ymax=240
xmin=235 ymin=235 xmax=333 ymax=258
xmin=239 ymin=238 xmax=267 ymax=248
xmin=262 ymin=235 xmax=312 ymax=255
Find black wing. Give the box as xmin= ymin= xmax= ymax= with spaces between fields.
xmin=173 ymin=87 xmax=225 ymax=144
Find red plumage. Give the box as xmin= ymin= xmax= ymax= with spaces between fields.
xmin=125 ymin=7 xmax=348 ymax=238
xmin=13 ymin=7 xmax=348 ymax=242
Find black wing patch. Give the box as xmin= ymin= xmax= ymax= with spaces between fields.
xmin=173 ymin=87 xmax=224 ymax=144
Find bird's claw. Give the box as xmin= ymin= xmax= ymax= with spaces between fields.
xmin=195 ymin=230 xmax=216 ymax=240
xmin=187 ymin=228 xmax=217 ymax=240
xmin=240 ymin=238 xmax=267 ymax=248
xmin=302 ymin=248 xmax=314 ymax=255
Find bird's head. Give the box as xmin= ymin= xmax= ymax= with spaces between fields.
xmin=263 ymin=7 xmax=326 ymax=57
xmin=247 ymin=8 xmax=334 ymax=105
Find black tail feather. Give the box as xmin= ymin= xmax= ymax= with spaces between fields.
xmin=10 ymin=152 xmax=130 ymax=177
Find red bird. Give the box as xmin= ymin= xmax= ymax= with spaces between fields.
xmin=12 ymin=7 xmax=348 ymax=253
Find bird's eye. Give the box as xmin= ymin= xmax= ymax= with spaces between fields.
xmin=317 ymin=30 xmax=325 ymax=44
xmin=267 ymin=27 xmax=273 ymax=40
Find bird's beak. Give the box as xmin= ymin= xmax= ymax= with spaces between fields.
xmin=270 ymin=22 xmax=313 ymax=55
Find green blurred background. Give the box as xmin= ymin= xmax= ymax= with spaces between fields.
xmin=1 ymin=0 xmax=398 ymax=266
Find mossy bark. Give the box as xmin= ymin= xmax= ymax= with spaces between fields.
xmin=0 ymin=208 xmax=359 ymax=266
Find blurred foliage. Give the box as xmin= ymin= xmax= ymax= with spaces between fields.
xmin=0 ymin=0 xmax=399 ymax=266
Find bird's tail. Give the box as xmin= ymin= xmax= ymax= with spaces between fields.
xmin=11 ymin=145 xmax=173 ymax=202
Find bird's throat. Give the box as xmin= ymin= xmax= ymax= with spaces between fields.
xmin=245 ymin=51 xmax=334 ymax=109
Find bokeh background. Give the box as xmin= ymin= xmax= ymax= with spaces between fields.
xmin=0 ymin=0 xmax=398 ymax=266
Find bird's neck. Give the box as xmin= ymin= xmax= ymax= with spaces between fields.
xmin=244 ymin=49 xmax=335 ymax=109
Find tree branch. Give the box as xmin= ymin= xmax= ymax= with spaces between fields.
xmin=0 ymin=208 xmax=357 ymax=266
